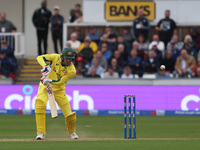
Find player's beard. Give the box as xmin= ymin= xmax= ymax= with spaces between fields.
xmin=61 ymin=61 xmax=71 ymax=66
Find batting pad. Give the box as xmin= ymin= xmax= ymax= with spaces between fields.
xmin=35 ymin=99 xmax=46 ymax=135
xmin=65 ymin=112 xmax=76 ymax=134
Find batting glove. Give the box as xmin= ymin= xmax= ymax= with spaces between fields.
xmin=41 ymin=65 xmax=51 ymax=76
xmin=41 ymin=76 xmax=52 ymax=86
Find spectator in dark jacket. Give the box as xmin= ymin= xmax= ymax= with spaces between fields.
xmin=144 ymin=50 xmax=160 ymax=73
xmin=190 ymin=27 xmax=200 ymax=52
xmin=100 ymin=42 xmax=112 ymax=62
xmin=112 ymin=50 xmax=124 ymax=68
xmin=114 ymin=35 xmax=130 ymax=53
xmin=122 ymin=27 xmax=133 ymax=51
xmin=0 ymin=12 xmax=16 ymax=33
xmin=110 ymin=58 xmax=123 ymax=76
xmin=131 ymin=8 xmax=150 ymax=41
xmin=0 ymin=40 xmax=17 ymax=74
xmin=169 ymin=40 xmax=181 ymax=60
xmin=128 ymin=49 xmax=143 ymax=77
xmin=0 ymin=12 xmax=17 ymax=49
xmin=32 ymin=1 xmax=52 ymax=55
xmin=87 ymin=26 xmax=101 ymax=44
xmin=155 ymin=10 xmax=177 ymax=47
xmin=79 ymin=40 xmax=93 ymax=65
xmin=0 ymin=50 xmax=12 ymax=77
xmin=98 ymin=34 xmax=113 ymax=51
xmin=75 ymin=56 xmax=88 ymax=77
xmin=185 ymin=42 xmax=198 ymax=62
xmin=151 ymin=41 xmax=163 ymax=62
xmin=162 ymin=50 xmax=175 ymax=73
xmin=50 ymin=5 xmax=64 ymax=53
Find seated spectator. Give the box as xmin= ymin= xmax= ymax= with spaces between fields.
xmin=132 ymin=41 xmax=145 ymax=60
xmin=151 ymin=41 xmax=163 ymax=62
xmin=66 ymin=32 xmax=81 ymax=53
xmin=112 ymin=50 xmax=124 ymax=68
xmin=74 ymin=27 xmax=84 ymax=42
xmin=74 ymin=10 xmax=83 ymax=23
xmin=91 ymin=51 xmax=107 ymax=70
xmin=75 ymin=56 xmax=87 ymax=77
xmin=184 ymin=34 xmax=196 ymax=49
xmin=166 ymin=35 xmax=184 ymax=50
xmin=116 ymin=44 xmax=128 ymax=64
xmin=156 ymin=68 xmax=171 ymax=79
xmin=100 ymin=42 xmax=112 ymax=62
xmin=69 ymin=4 xmax=81 ymax=23
xmin=137 ymin=34 xmax=149 ymax=54
xmin=168 ymin=40 xmax=181 ymax=60
xmin=78 ymin=36 xmax=98 ymax=57
xmin=143 ymin=50 xmax=160 ymax=74
xmin=85 ymin=68 xmax=100 ymax=78
xmin=121 ymin=66 xmax=139 ymax=79
xmin=114 ymin=35 xmax=129 ymax=52
xmin=78 ymin=40 xmax=93 ymax=65
xmin=0 ymin=40 xmax=17 ymax=74
xmin=128 ymin=49 xmax=143 ymax=77
xmin=193 ymin=67 xmax=200 ymax=78
xmin=98 ymin=34 xmax=113 ymax=51
xmin=185 ymin=42 xmax=198 ymax=62
xmin=190 ymin=27 xmax=200 ymax=52
xmin=87 ymin=60 xmax=104 ymax=77
xmin=122 ymin=27 xmax=133 ymax=51
xmin=192 ymin=58 xmax=200 ymax=77
xmin=174 ymin=49 xmax=196 ymax=78
xmin=101 ymin=26 xmax=117 ymax=44
xmin=162 ymin=50 xmax=175 ymax=73
xmin=0 ymin=50 xmax=12 ymax=77
xmin=87 ymin=26 xmax=101 ymax=44
xmin=149 ymin=34 xmax=165 ymax=54
xmin=103 ymin=67 xmax=119 ymax=79
xmin=110 ymin=58 xmax=123 ymax=76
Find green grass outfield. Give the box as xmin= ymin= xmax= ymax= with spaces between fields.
xmin=0 ymin=115 xmax=200 ymax=150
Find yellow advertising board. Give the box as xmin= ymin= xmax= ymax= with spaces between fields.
xmin=105 ymin=1 xmax=155 ymax=21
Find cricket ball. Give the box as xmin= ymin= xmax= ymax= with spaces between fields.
xmin=160 ymin=65 xmax=165 ymax=70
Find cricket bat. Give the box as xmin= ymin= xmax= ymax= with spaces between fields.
xmin=46 ymin=83 xmax=58 ymax=118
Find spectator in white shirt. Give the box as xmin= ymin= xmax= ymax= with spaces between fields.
xmin=66 ymin=32 xmax=81 ymax=53
xmin=149 ymin=34 xmax=165 ymax=53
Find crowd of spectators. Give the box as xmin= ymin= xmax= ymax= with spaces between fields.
xmin=1 ymin=2 xmax=200 ymax=80
xmin=0 ymin=12 xmax=17 ymax=79
xmin=66 ymin=9 xmax=200 ymax=79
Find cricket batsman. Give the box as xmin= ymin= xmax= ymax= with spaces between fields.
xmin=35 ymin=47 xmax=78 ymax=140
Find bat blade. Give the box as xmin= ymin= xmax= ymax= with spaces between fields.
xmin=46 ymin=84 xmax=58 ymax=118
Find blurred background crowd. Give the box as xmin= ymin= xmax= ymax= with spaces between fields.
xmin=1 ymin=1 xmax=200 ymax=80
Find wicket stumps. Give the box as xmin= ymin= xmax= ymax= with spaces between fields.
xmin=124 ymin=95 xmax=136 ymax=139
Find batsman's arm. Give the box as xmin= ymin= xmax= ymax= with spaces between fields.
xmin=51 ymin=70 xmax=76 ymax=85
xmin=36 ymin=54 xmax=57 ymax=67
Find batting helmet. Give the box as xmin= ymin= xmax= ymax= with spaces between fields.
xmin=61 ymin=47 xmax=76 ymax=59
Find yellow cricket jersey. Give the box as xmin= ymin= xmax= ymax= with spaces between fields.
xmin=37 ymin=53 xmax=76 ymax=91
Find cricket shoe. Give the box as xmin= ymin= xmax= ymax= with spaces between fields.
xmin=70 ymin=132 xmax=79 ymax=139
xmin=36 ymin=132 xmax=45 ymax=140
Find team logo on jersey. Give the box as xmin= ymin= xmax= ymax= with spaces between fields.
xmin=68 ymin=52 xmax=72 ymax=55
xmin=56 ymin=64 xmax=59 ymax=66
xmin=53 ymin=67 xmax=56 ymax=72
xmin=63 ymin=70 xmax=67 ymax=74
